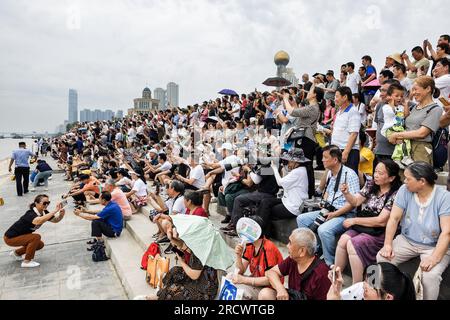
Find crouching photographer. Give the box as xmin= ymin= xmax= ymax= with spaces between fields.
xmin=296 ymin=145 xmax=360 ymax=266
xmin=255 ymin=149 xmax=310 ymax=236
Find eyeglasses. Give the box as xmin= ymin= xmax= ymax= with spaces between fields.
xmin=42 ymin=201 xmax=51 ymax=206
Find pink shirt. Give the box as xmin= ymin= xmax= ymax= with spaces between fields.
xmin=112 ymin=188 xmax=132 ymax=217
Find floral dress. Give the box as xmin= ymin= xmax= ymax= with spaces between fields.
xmin=157 ymin=251 xmax=218 ymax=300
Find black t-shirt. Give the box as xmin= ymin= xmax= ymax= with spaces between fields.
xmin=5 ymin=209 xmax=50 ymax=238
xmin=257 ymin=172 xmax=279 ymax=195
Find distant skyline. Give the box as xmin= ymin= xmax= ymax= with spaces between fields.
xmin=0 ymin=0 xmax=448 ymax=132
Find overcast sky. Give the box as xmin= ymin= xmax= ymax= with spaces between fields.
xmin=0 ymin=0 xmax=447 ymax=133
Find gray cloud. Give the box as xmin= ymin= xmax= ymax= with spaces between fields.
xmin=0 ymin=0 xmax=448 ymax=132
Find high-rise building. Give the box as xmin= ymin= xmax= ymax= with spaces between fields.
xmin=283 ymin=68 xmax=299 ymax=87
xmin=80 ymin=108 xmax=116 ymax=122
xmin=68 ymin=89 xmax=78 ymax=124
xmin=116 ymin=110 xmax=124 ymax=119
xmin=80 ymin=109 xmax=89 ymax=122
xmin=104 ymin=110 xmax=114 ymax=121
xmin=166 ymin=82 xmax=179 ymax=108
xmin=154 ymin=88 xmax=166 ymax=110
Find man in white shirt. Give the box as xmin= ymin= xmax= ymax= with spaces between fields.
xmin=346 ymin=62 xmax=361 ymax=95
xmin=433 ymin=58 xmax=450 ymax=102
xmin=331 ymin=87 xmax=361 ymax=174
xmin=231 ymin=96 xmax=242 ymax=121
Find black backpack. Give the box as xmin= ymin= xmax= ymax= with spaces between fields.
xmin=92 ymin=242 xmax=109 ymax=262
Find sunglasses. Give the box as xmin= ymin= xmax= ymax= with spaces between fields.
xmin=42 ymin=201 xmax=51 ymax=206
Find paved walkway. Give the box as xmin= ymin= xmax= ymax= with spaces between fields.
xmin=0 ymin=156 xmax=126 ymax=300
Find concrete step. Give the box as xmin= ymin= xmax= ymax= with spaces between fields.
xmin=105 ymin=229 xmax=156 ymax=299
xmin=126 ymin=211 xmax=157 ymax=251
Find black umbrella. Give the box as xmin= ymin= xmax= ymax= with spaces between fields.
xmin=263 ymin=77 xmax=292 ymax=87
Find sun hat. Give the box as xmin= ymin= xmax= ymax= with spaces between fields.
xmin=280 ymin=148 xmax=311 ymax=163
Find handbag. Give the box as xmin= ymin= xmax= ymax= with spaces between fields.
xmin=146 ymin=255 xmax=170 ymax=289
xmin=352 ymin=191 xmax=393 ymax=236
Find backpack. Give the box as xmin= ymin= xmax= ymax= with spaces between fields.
xmin=432 ymin=126 xmax=449 ymax=168
xmin=92 ymin=242 xmax=109 ymax=262
xmin=141 ymin=242 xmax=161 ymax=270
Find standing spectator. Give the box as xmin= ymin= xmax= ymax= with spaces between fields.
xmin=259 ymin=228 xmax=331 ymax=300
xmin=403 ymin=46 xmax=431 ymax=80
xmin=8 ymin=142 xmax=36 ymax=197
xmin=361 ymin=55 xmax=378 ymax=105
xmin=323 ymin=70 xmax=340 ymax=101
xmin=353 ymin=93 xmax=367 ymax=126
xmin=377 ymin=162 xmax=450 ymax=300
xmin=31 ymin=160 xmax=52 ymax=192
xmin=393 ymin=64 xmax=413 ymax=94
xmin=387 ymin=76 xmax=443 ymax=165
xmin=302 ymin=74 xmax=313 ymax=92
xmin=346 ymin=62 xmax=361 ymax=95
xmin=373 ymin=80 xmax=399 ymax=169
xmin=331 ymin=87 xmax=361 ymax=174
xmin=433 ymin=58 xmax=450 ymax=101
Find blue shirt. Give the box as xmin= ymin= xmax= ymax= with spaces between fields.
xmin=324 ymin=165 xmax=360 ymax=212
xmin=395 ymin=185 xmax=450 ymax=246
xmin=11 ymin=149 xmax=34 ymax=168
xmin=97 ymin=201 xmax=124 ymax=235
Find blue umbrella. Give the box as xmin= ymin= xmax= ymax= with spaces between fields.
xmin=218 ymin=89 xmax=238 ymax=96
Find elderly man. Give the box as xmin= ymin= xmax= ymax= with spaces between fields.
xmin=87 ymin=179 xmax=132 ymax=221
xmin=259 ymin=228 xmax=331 ymax=300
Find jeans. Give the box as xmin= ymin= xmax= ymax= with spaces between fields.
xmin=32 ymin=171 xmax=52 ymax=188
xmin=14 ymin=167 xmax=30 ymax=196
xmin=296 ymin=210 xmax=349 ymax=266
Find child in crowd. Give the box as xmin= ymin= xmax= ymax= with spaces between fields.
xmin=381 ymin=83 xmax=412 ymax=168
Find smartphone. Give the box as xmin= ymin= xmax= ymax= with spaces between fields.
xmin=172 ymin=246 xmax=185 ymax=258
xmin=332 ymin=268 xmax=336 ymax=284
xmin=439 ymin=97 xmax=450 ymax=107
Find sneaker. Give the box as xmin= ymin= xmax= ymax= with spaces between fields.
xmin=87 ymin=239 xmax=97 ymax=245
xmin=44 ymin=188 xmax=49 ymax=191
xmin=10 ymin=250 xmax=24 ymax=261
xmin=21 ymin=261 xmax=40 ymax=268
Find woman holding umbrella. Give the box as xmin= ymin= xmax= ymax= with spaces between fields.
xmin=137 ymin=215 xmax=234 ymax=300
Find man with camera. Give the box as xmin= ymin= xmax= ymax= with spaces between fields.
xmin=296 ymin=146 xmax=359 ymax=266
xmin=221 ymin=162 xmax=279 ymax=236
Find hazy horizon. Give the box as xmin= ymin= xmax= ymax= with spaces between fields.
xmin=0 ymin=0 xmax=448 ymax=133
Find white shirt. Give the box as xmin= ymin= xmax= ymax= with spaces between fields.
xmin=331 ymin=105 xmax=361 ymax=150
xmin=435 ymin=74 xmax=450 ymax=102
xmin=165 ymin=195 xmax=186 ymax=215
xmin=132 ymin=178 xmax=147 ymax=197
xmin=381 ymin=104 xmax=397 ymax=137
xmin=279 ymin=167 xmax=309 ymax=215
xmin=347 ymin=71 xmax=361 ymax=94
xmin=232 ymin=103 xmax=241 ymax=119
xmin=399 ymin=77 xmax=413 ymax=93
xmin=219 ymin=155 xmax=241 ymax=189
xmin=189 ymin=164 xmax=206 ymax=189
xmin=356 ymin=102 xmax=367 ymax=125
xmin=159 ymin=161 xmax=172 ymax=172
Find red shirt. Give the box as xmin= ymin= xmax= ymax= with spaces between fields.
xmin=278 ymin=256 xmax=331 ymax=300
xmin=243 ymin=238 xmax=283 ymax=278
xmin=186 ymin=207 xmax=208 ymax=218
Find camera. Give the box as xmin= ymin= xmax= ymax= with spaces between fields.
xmin=223 ymin=158 xmax=248 ymax=171
xmin=309 ymin=201 xmax=336 ymax=233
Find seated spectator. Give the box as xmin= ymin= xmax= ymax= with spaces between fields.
xmin=87 ymin=179 xmax=133 ymax=221
xmin=74 ymin=191 xmax=123 ymax=249
xmin=327 ymin=262 xmax=415 ymax=300
xmin=116 ymin=168 xmax=133 ymax=193
xmin=222 ymin=163 xmax=278 ymax=235
xmin=64 ymin=174 xmax=100 ymax=205
xmin=184 ymin=190 xmax=208 ymax=218
xmin=229 ymin=216 xmax=284 ymax=300
xmin=125 ymin=171 xmax=148 ymax=213
xmin=144 ymin=153 xmax=172 ymax=183
xmin=30 ymin=159 xmax=53 ymax=192
xmin=149 ymin=180 xmax=186 ymax=243
xmin=335 ymin=159 xmax=401 ymax=284
xmin=256 ymin=149 xmax=309 ymax=235
xmin=297 ymin=145 xmax=359 ymax=266
xmin=377 ymin=162 xmax=450 ymax=300
xmin=259 ymin=228 xmax=331 ymax=300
